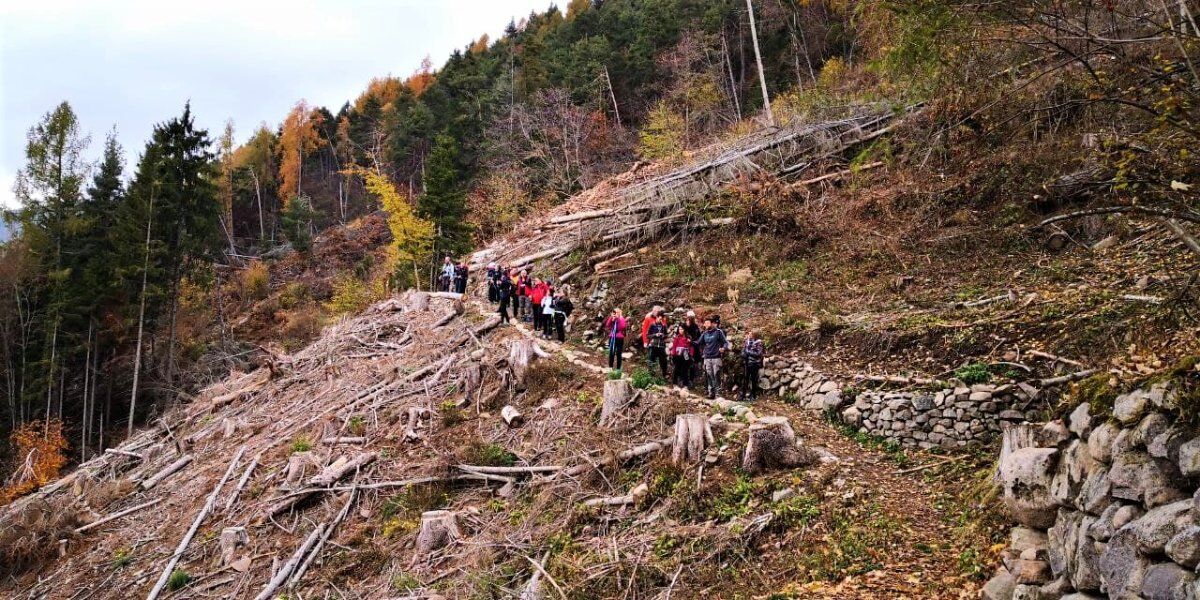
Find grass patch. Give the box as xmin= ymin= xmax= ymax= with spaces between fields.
xmin=111 ymin=548 xmax=132 ymax=570
xmin=439 ymin=400 xmax=468 ymax=427
xmin=1055 ymin=372 xmax=1118 ymax=420
xmin=290 ymin=436 xmax=312 ymax=453
xmin=464 ymin=441 xmax=517 ymax=467
xmin=797 ymin=503 xmax=901 ymax=581
xmin=630 ymin=367 xmax=666 ymax=390
xmin=827 ymin=416 xmax=912 ymax=468
xmin=167 ymin=568 xmax=191 ymax=591
xmin=954 ymin=362 xmax=991 ymax=385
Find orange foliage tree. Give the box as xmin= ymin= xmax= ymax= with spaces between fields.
xmin=277 ymin=100 xmax=323 ymax=206
xmin=404 ymin=56 xmax=435 ymax=97
xmin=0 ymin=420 xmax=68 ymax=505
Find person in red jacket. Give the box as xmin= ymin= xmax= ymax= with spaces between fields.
xmin=640 ymin=306 xmax=665 ymax=350
xmin=530 ymin=278 xmax=547 ymax=331
xmin=668 ymin=325 xmax=694 ymax=387
xmin=515 ymin=270 xmax=531 ymax=321
xmin=603 ymin=308 xmax=628 ymax=371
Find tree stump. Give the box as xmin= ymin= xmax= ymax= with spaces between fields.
xmin=741 ymin=417 xmax=816 ymax=474
xmin=461 ymin=362 xmax=484 ymax=408
xmin=407 ymin=291 xmax=430 ymax=313
xmin=671 ymin=414 xmax=713 ymax=465
xmin=509 ymin=339 xmax=549 ymax=388
xmin=403 ymin=407 xmax=429 ymax=442
xmin=219 ymin=527 xmax=249 ymax=566
xmin=283 ymin=452 xmax=314 ymax=488
xmin=501 ymin=405 xmax=524 ymax=427
xmin=415 ymin=510 xmax=460 ymax=555
xmin=599 ymin=379 xmax=634 ymax=428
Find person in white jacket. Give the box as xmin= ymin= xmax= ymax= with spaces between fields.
xmin=540 ymin=291 xmax=555 ymax=338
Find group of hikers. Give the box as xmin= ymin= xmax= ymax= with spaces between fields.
xmin=444 ymin=255 xmax=764 ymax=401
xmin=438 ymin=257 xmax=470 ymax=294
xmin=484 ymin=262 xmax=576 ymax=342
xmin=601 ymin=306 xmax=765 ymax=401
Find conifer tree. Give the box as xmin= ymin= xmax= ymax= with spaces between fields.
xmin=417 ymin=133 xmax=471 ymax=264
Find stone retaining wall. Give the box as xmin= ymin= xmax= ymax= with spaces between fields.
xmin=760 ymin=356 xmax=1049 ymax=449
xmin=985 ymin=381 xmax=1199 ymax=599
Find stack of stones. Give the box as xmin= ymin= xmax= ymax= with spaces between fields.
xmin=759 ymin=355 xmax=1048 ymax=449
xmin=985 ymin=381 xmax=1200 ymax=599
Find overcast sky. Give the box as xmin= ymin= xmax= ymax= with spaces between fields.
xmin=0 ymin=0 xmax=554 ymax=209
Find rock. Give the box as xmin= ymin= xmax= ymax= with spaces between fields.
xmin=1088 ymin=502 xmax=1138 ymax=542
xmin=912 ymin=394 xmax=934 ymax=411
xmin=1149 ymin=427 xmax=1189 ymax=462
xmin=970 ymin=391 xmax=993 ymax=402
xmin=1097 ymin=529 xmax=1150 ymax=599
xmin=1038 ymin=576 xmax=1071 ymax=599
xmin=1040 ymin=420 xmax=1072 ymax=448
xmin=1113 ymin=391 xmax=1149 ymax=425
xmin=1076 ymin=469 xmax=1112 ymax=515
xmin=983 ymin=568 xmax=1017 ymax=600
xmin=1132 ymin=412 xmax=1172 ymax=450
xmin=817 ymin=380 xmax=838 ymax=394
xmin=821 ymin=391 xmax=843 ymax=412
xmin=1051 ymin=440 xmax=1094 ymax=508
xmin=1058 ymin=595 xmax=1103 ymax=600
xmin=1049 ymin=509 xmax=1084 ymax=578
xmin=1148 ymin=382 xmax=1177 ymax=411
xmin=1178 ymin=437 xmax=1200 ymax=477
xmin=1068 ymin=403 xmax=1094 ymax=438
xmin=1166 ymin=526 xmax=1200 ymax=568
xmin=1140 ymin=562 xmax=1195 ymax=600
xmin=1011 ymin=584 xmax=1040 ymax=600
xmin=1087 ymin=422 xmax=1119 ymax=464
xmin=841 ymin=406 xmax=862 ymax=427
xmin=1108 ymin=450 xmax=1186 ymax=508
xmin=1000 ymin=409 xmax=1025 ymax=420
xmin=1122 ymin=499 xmax=1195 ymax=554
xmin=1012 ymin=526 xmax=1050 ymax=553
xmin=1013 ymin=559 xmax=1053 ymax=585
xmin=1071 ymin=535 xmax=1104 ymax=593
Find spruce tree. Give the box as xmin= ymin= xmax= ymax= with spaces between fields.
xmin=417 ymin=132 xmax=471 ymax=263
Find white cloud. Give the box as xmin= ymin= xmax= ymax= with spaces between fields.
xmin=0 ymin=0 xmax=552 ymax=209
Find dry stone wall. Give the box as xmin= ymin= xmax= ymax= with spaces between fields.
xmin=760 ymin=356 xmax=1048 ymax=449
xmin=985 ymin=381 xmax=1200 ymax=600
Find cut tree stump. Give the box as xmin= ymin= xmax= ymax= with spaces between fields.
xmin=599 ymin=379 xmax=634 ymax=428
xmin=267 ymin=452 xmax=378 ymax=517
xmin=415 ymin=510 xmax=460 ymax=555
xmin=671 ymin=414 xmax=713 ymax=465
xmin=509 ymin=339 xmax=550 ymax=388
xmin=741 ymin=417 xmax=817 ymax=474
xmin=403 ymin=407 xmax=429 ymax=442
xmin=219 ymin=527 xmax=249 ymax=566
xmin=407 ymin=292 xmax=430 ymax=313
xmin=501 ymin=405 xmax=524 ymax=427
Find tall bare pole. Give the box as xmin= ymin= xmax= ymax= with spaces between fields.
xmin=746 ymin=0 xmax=775 ymax=126
xmin=128 ymin=190 xmax=154 ymax=438
xmin=602 ymin=65 xmax=623 ymax=127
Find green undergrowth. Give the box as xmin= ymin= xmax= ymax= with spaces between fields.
xmin=825 ymin=412 xmax=913 ymax=468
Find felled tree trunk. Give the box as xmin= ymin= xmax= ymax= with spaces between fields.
xmin=599 ymin=379 xmax=634 ymax=428
xmin=671 ymin=414 xmax=713 ymax=465
xmin=415 ymin=510 xmax=460 ymax=555
xmin=407 ymin=291 xmax=430 ymax=313
xmin=741 ymin=417 xmax=816 ymax=474
xmin=509 ymin=339 xmax=550 ymax=388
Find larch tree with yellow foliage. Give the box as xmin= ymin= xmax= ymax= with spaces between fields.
xmin=277 ymin=100 xmax=323 ymax=207
xmin=355 ymin=168 xmax=434 ymax=289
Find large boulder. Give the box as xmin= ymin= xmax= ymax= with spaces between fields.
xmin=1121 ymin=499 xmax=1195 ymax=554
xmin=1012 ymin=526 xmax=1050 ymax=554
xmin=1076 ymin=469 xmax=1113 ymax=515
xmin=1131 ymin=412 xmax=1171 ymax=450
xmin=1001 ymin=448 xmax=1061 ymax=528
xmin=1108 ymin=450 xmax=1186 ymax=508
xmin=1087 ymin=421 xmax=1119 ymax=464
xmin=1113 ymin=391 xmax=1150 ymax=425
xmin=1178 ymin=437 xmax=1200 ymax=477
xmin=983 ymin=567 xmax=1017 ymax=600
xmin=1139 ymin=562 xmax=1195 ymax=600
xmin=1048 ymin=509 xmax=1085 ymax=578
xmin=1051 ymin=440 xmax=1095 ymax=508
xmin=1166 ymin=525 xmax=1200 ymax=568
xmin=1097 ymin=529 xmax=1151 ymax=599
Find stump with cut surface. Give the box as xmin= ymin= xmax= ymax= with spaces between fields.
xmin=219 ymin=527 xmax=249 ymax=566
xmin=415 ymin=510 xmax=460 ymax=555
xmin=501 ymin=405 xmax=524 ymax=427
xmin=599 ymin=379 xmax=634 ymax=428
xmin=741 ymin=416 xmax=817 ymax=474
xmin=508 ymin=339 xmax=550 ymax=388
xmin=671 ymin=414 xmax=713 ymax=465
xmin=407 ymin=291 xmax=430 ymax=313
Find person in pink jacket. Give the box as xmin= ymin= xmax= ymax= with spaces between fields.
xmin=603 ymin=308 xmax=628 ymax=371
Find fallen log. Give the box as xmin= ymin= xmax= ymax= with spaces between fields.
xmin=252 ymin=523 xmax=326 ymax=600
xmin=140 ymin=455 xmax=194 ymax=490
xmin=1039 ymin=369 xmax=1098 ymax=387
xmin=583 ymin=483 xmax=649 ymax=507
xmin=789 ymin=161 xmax=884 ymax=188
xmin=458 ymin=464 xmax=562 ymax=476
xmin=267 ymin=452 xmax=378 ymax=517
xmin=549 ymin=209 xmax=615 ymax=224
xmin=146 ymin=446 xmax=245 ymax=600
xmin=104 ymin=448 xmax=144 ymax=460
xmin=290 ymin=487 xmax=357 ymax=587
xmin=557 ymin=437 xmax=674 ymax=479
xmin=75 ymin=498 xmax=163 ymax=534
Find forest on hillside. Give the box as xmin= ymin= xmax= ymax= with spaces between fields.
xmin=3 ymin=0 xmax=1199 ymax=500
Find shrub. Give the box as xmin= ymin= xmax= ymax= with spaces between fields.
xmin=607 ymin=369 xmax=623 ymax=380
xmin=325 ymin=274 xmax=376 ymax=316
xmin=278 ymin=281 xmax=309 ymax=309
xmin=167 ymin=568 xmax=191 ymax=591
xmin=440 ymin=400 xmax=468 ymax=427
xmin=709 ymin=475 xmax=757 ymax=522
xmin=0 ymin=420 xmax=68 ymax=506
xmin=954 ymin=363 xmax=991 ymax=385
xmin=465 ymin=442 xmax=517 ymax=467
xmin=111 ymin=548 xmax=133 ymax=570
xmin=630 ymin=367 xmax=665 ymax=390
xmin=290 ymin=436 xmax=312 ymax=453
xmin=240 ymin=260 xmax=269 ymax=301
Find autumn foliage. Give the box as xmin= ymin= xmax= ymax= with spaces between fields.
xmin=1 ymin=420 xmax=68 ymax=506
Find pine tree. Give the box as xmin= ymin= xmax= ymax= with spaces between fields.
xmin=417 ymin=133 xmax=471 ymax=263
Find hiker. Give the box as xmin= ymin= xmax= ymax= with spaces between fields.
xmin=439 ymin=257 xmax=455 ymax=292
xmin=682 ymin=310 xmax=702 ymax=380
xmin=453 ymin=262 xmax=469 ymax=294
xmin=640 ymin=306 xmax=666 ymax=351
xmin=530 ymin=278 xmax=547 ymax=331
xmin=486 ymin=263 xmax=499 ymax=302
xmin=603 ymin=308 xmax=628 ymax=371
xmin=552 ymin=292 xmax=574 ymax=342
xmin=540 ymin=287 xmax=555 ymax=338
xmin=516 ymin=270 xmax=531 ymax=321
xmin=497 ymin=269 xmax=514 ymax=324
xmin=645 ymin=314 xmax=669 ymax=378
xmin=669 ymin=325 xmax=694 ymax=387
xmin=740 ymin=331 xmax=766 ymax=401
xmin=698 ymin=317 xmax=728 ymax=399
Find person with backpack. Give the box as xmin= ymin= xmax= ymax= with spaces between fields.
xmin=669 ymin=325 xmax=694 ymax=387
xmin=497 ymin=269 xmax=515 ymax=324
xmin=552 ymin=292 xmax=574 ymax=342
xmin=698 ymin=317 xmax=728 ymax=399
xmin=540 ymin=288 xmax=555 ymax=338
xmin=486 ymin=263 xmax=499 ymax=302
xmin=740 ymin=331 xmax=766 ymax=401
xmin=603 ymin=308 xmax=628 ymax=371
xmin=645 ymin=314 xmax=669 ymax=378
